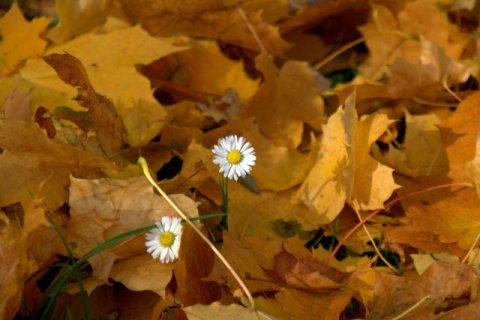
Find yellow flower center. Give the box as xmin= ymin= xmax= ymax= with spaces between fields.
xmin=227 ymin=150 xmax=242 ymax=164
xmin=159 ymin=231 xmax=175 ymax=247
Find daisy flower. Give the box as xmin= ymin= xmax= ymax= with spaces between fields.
xmin=212 ymin=135 xmax=256 ymax=181
xmin=145 ymin=216 xmax=183 ymax=263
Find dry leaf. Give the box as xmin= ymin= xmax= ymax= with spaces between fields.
xmin=43 ymin=52 xmax=126 ymax=158
xmin=0 ymin=3 xmax=51 ymax=74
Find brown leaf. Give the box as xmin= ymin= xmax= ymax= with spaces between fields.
xmin=65 ymin=176 xmax=198 ymax=281
xmin=204 ymin=232 xmax=283 ymax=293
xmin=43 ymin=52 xmax=126 ymax=158
xmin=0 ymin=89 xmax=31 ymax=120
xmin=174 ymin=226 xmax=221 ymax=306
xmin=241 ymin=54 xmax=326 ymax=149
xmin=370 ymin=261 xmax=477 ymax=319
xmin=0 ymin=121 xmax=118 ymax=209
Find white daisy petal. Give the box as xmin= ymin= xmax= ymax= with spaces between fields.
xmin=211 ymin=135 xmax=256 ymax=181
xmin=145 ymin=217 xmax=183 ymax=263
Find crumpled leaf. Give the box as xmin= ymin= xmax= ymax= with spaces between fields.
xmin=295 ymin=90 xmax=400 ymax=224
xmin=10 ymin=24 xmax=185 ymax=146
xmin=0 ymin=3 xmax=51 ymax=74
xmin=43 ymin=52 xmax=126 ymax=158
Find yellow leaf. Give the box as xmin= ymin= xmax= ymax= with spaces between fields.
xmin=242 ymin=54 xmax=326 ymax=148
xmin=15 ymin=24 xmax=186 ymax=146
xmin=183 ymin=302 xmax=263 ymax=320
xmin=0 ymin=3 xmax=51 ymax=74
xmin=47 ymin=0 xmax=107 ymax=44
xmin=0 ymin=121 xmax=118 ymax=208
xmin=175 ymin=41 xmax=260 ymax=102
xmin=109 ymin=254 xmax=173 ymax=298
xmin=296 ymin=90 xmax=399 ymax=224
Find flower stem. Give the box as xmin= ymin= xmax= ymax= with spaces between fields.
xmin=220 ymin=176 xmax=229 ymax=230
xmin=138 ymin=157 xmax=257 ymax=313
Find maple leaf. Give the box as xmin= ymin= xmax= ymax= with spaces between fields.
xmin=371 ymin=261 xmax=477 ymax=318
xmin=372 ymin=110 xmax=449 ymax=177
xmin=0 ymin=121 xmax=118 ymax=209
xmin=358 ymin=0 xmax=470 ymax=81
xmin=0 ymin=199 xmax=49 ymax=319
xmin=108 ymin=0 xmax=291 ymax=55
xmin=43 ymin=52 xmax=126 ymax=158
xmin=241 ymin=54 xmax=326 ymax=149
xmin=64 ymin=176 xmax=199 ymax=281
xmin=0 ymin=24 xmax=186 ymax=146
xmin=174 ymin=41 xmax=260 ymax=102
xmin=295 ymin=90 xmax=400 ymax=225
xmin=47 ymin=0 xmax=107 ymax=44
xmin=0 ymin=3 xmax=51 ymax=74
xmin=387 ymin=38 xmax=472 ymax=99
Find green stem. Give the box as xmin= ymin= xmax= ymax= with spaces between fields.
xmin=220 ymin=176 xmax=229 ymax=230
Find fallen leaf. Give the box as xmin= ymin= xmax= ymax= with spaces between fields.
xmin=109 ymin=254 xmax=173 ymax=298
xmin=65 ymin=176 xmax=198 ymax=280
xmin=43 ymin=52 xmax=126 ymax=158
xmin=47 ymin=0 xmax=107 ymax=44
xmin=13 ymin=24 xmax=186 ymax=146
xmin=0 ymin=3 xmax=51 ymax=74
xmin=183 ymin=302 xmax=261 ymax=320
xmin=1 ymin=89 xmax=31 ymax=120
xmin=370 ymin=261 xmax=477 ymax=319
xmin=295 ymin=90 xmax=399 ymax=224
xmin=205 ymin=232 xmax=282 ymax=293
xmin=241 ymin=54 xmax=326 ymax=149
xmin=109 ymin=0 xmax=291 ymax=56
xmin=373 ymin=110 xmax=449 ymax=177
xmin=0 ymin=121 xmax=118 ymax=208
xmin=174 ymin=226 xmax=221 ymax=306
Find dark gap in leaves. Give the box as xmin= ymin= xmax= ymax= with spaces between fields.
xmin=325 ymin=68 xmax=358 ymax=88
xmin=304 ymin=229 xmax=324 ymax=250
xmin=150 ymin=135 xmax=161 ymax=143
xmin=344 ymin=297 xmax=362 ymax=319
xmin=153 ymin=89 xmax=176 ymax=106
xmin=457 ymin=75 xmax=479 ymax=92
xmin=375 ymin=117 xmax=406 ymax=152
xmin=35 ymin=255 xmax=70 ymax=293
xmin=156 ymin=156 xmax=183 ymax=181
xmin=447 ymin=10 xmax=479 ymax=33
xmin=363 ymin=238 xmax=400 ymax=269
